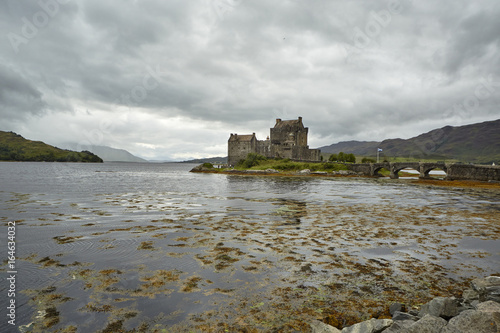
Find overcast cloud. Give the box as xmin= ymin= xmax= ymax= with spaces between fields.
xmin=1 ymin=0 xmax=499 ymax=160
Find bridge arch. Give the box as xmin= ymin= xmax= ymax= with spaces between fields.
xmin=371 ymin=163 xmax=391 ymax=177
xmin=420 ymin=163 xmax=448 ymax=179
xmin=390 ymin=162 xmax=421 ymax=179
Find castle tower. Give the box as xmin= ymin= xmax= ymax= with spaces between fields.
xmin=227 ymin=117 xmax=320 ymax=165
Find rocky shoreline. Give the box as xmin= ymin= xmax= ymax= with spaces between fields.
xmin=190 ymin=165 xmax=500 ymax=189
xmin=311 ymin=276 xmax=500 ymax=333
xmin=191 ymin=165 xmax=364 ymax=177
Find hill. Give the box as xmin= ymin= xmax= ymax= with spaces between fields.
xmin=319 ymin=119 xmax=500 ymax=164
xmin=319 ymin=141 xmax=379 ymax=156
xmin=62 ymin=144 xmax=147 ymax=162
xmin=0 ymin=131 xmax=103 ymax=162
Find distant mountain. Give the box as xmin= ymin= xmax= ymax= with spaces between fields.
xmin=319 ymin=119 xmax=500 ymax=163
xmin=62 ymin=144 xmax=148 ymax=163
xmin=0 ymin=131 xmax=102 ymax=162
xmin=181 ymin=156 xmax=228 ymax=164
xmin=320 ymin=141 xmax=379 ymax=156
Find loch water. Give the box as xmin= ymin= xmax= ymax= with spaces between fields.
xmin=1 ymin=162 xmax=499 ymax=331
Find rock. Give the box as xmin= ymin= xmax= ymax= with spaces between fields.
xmin=310 ymin=320 xmax=341 ymax=333
xmin=440 ymin=309 xmax=498 ymax=333
xmin=418 ymin=297 xmax=459 ymax=319
xmin=265 ymin=168 xmax=278 ymax=173
xmin=298 ymin=169 xmax=311 ymax=174
xmin=476 ymin=300 xmax=500 ymax=313
xmin=389 ymin=303 xmax=405 ymax=316
xmin=408 ymin=309 xmax=419 ymax=317
xmin=382 ymin=320 xmax=415 ymax=333
xmin=471 ymin=276 xmax=500 ymax=302
xmin=312 ymin=171 xmax=328 ymax=175
xmin=392 ymin=311 xmax=418 ymax=322
xmin=476 ymin=301 xmax=500 ymax=329
xmin=463 ymin=288 xmax=480 ymax=303
xmin=341 ymin=318 xmax=392 ymax=333
xmin=404 ymin=314 xmax=447 ymax=333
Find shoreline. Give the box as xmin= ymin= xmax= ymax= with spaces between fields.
xmin=190 ymin=167 xmax=500 ymax=190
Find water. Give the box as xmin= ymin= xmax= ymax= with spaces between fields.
xmin=1 ymin=162 xmax=499 ymax=332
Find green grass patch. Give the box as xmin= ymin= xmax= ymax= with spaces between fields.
xmin=233 ymin=154 xmax=348 ymax=172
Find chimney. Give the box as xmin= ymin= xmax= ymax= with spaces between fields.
xmin=298 ymin=116 xmax=302 ymax=122
xmin=276 ymin=118 xmax=282 ymax=124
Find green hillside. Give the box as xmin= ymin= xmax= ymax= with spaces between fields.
xmin=0 ymin=131 xmax=103 ymax=162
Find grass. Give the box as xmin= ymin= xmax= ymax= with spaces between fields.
xmin=244 ymin=160 xmax=348 ymax=172
xmin=211 ymin=155 xmax=351 ymax=173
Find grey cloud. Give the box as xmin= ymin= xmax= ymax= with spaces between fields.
xmin=1 ymin=0 xmax=499 ymax=158
xmin=443 ymin=8 xmax=500 ymax=75
xmin=0 ymin=64 xmax=46 ymax=119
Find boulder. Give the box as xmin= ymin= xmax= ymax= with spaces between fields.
xmin=310 ymin=320 xmax=341 ymax=333
xmin=341 ymin=318 xmax=392 ymax=333
xmin=404 ymin=314 xmax=447 ymax=333
xmin=463 ymin=288 xmax=480 ymax=303
xmin=440 ymin=309 xmax=498 ymax=333
xmin=265 ymin=168 xmax=279 ymax=173
xmin=418 ymin=297 xmax=460 ymax=319
xmin=471 ymin=276 xmax=500 ymax=302
xmin=392 ymin=311 xmax=418 ymax=322
xmin=298 ymin=169 xmax=311 ymax=174
xmin=389 ymin=303 xmax=405 ymax=316
xmin=476 ymin=300 xmax=500 ymax=313
xmin=382 ymin=320 xmax=415 ymax=333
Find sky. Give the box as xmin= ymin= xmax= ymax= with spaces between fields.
xmin=1 ymin=0 xmax=499 ymax=161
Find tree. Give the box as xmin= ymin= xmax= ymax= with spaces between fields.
xmin=237 ymin=153 xmax=267 ymax=168
xmin=328 ymin=153 xmax=338 ymax=162
xmin=346 ymin=153 xmax=356 ymax=163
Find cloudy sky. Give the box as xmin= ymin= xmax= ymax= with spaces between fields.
xmin=1 ymin=0 xmax=499 ymax=160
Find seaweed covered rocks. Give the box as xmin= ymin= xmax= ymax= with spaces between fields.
xmin=313 ymin=276 xmax=500 ymax=333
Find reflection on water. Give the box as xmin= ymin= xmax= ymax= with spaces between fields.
xmin=0 ymin=162 xmax=499 ymax=331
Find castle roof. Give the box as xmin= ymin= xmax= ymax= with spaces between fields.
xmin=228 ymin=133 xmax=255 ymax=142
xmin=274 ymin=117 xmax=304 ymax=129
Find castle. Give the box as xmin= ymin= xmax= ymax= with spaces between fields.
xmin=228 ymin=117 xmax=321 ymax=166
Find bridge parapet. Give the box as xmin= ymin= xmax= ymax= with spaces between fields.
xmin=347 ymin=162 xmax=500 ymax=181
xmin=348 ymin=162 xmax=448 ymax=179
xmin=446 ymin=164 xmax=500 ymax=181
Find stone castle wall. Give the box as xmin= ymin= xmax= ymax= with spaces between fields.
xmin=228 ymin=117 xmax=321 ymax=165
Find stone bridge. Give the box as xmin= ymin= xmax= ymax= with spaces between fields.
xmin=347 ymin=162 xmax=500 ymax=181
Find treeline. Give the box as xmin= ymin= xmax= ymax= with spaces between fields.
xmin=328 ymin=152 xmax=356 ymax=163
xmin=328 ymin=152 xmax=377 ymax=163
xmin=0 ymin=131 xmax=103 ymax=163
